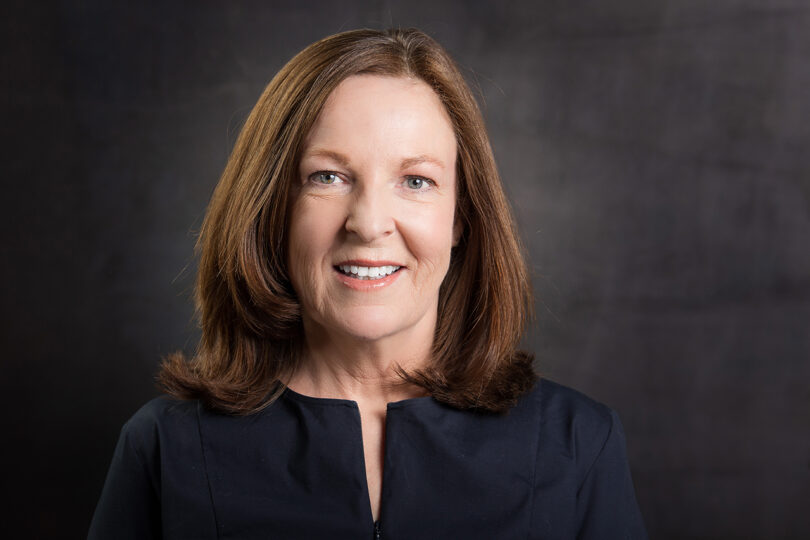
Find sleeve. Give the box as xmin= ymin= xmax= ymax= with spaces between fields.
xmin=575 ymin=409 xmax=648 ymax=540
xmin=87 ymin=417 xmax=162 ymax=540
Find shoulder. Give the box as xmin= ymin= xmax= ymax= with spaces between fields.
xmin=520 ymin=381 xmax=647 ymax=537
xmin=519 ymin=378 xmax=621 ymax=473
xmin=533 ymin=378 xmax=613 ymax=426
xmin=124 ymin=395 xmax=198 ymax=429
xmin=520 ymin=377 xmax=613 ymax=422
xmin=118 ymin=396 xmax=199 ymax=454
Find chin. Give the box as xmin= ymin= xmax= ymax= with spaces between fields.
xmin=341 ymin=323 xmax=401 ymax=342
xmin=335 ymin=308 xmax=405 ymax=342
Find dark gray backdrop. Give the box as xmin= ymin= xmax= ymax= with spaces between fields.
xmin=3 ymin=1 xmax=808 ymax=538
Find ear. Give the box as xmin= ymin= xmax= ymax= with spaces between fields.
xmin=452 ymin=216 xmax=463 ymax=247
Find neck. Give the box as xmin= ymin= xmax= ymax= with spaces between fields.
xmin=287 ymin=314 xmax=434 ymax=407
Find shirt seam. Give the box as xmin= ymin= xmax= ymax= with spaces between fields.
xmin=196 ymin=402 xmax=222 ymax=540
xmin=120 ymin=423 xmax=163 ymax=539
xmin=576 ymin=409 xmax=615 ymax=497
xmin=123 ymin=421 xmax=162 ymax=503
xmin=574 ymin=409 xmax=616 ymax=540
xmin=525 ymin=390 xmax=543 ymax=540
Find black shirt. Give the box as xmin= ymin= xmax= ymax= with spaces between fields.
xmin=88 ymin=378 xmax=647 ymax=539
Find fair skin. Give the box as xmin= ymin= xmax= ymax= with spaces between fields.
xmin=286 ymin=74 xmax=460 ymax=522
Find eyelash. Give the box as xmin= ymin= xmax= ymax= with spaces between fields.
xmin=307 ymin=171 xmax=435 ymax=190
xmin=403 ymin=176 xmax=434 ymax=190
xmin=309 ymin=171 xmax=343 ymax=185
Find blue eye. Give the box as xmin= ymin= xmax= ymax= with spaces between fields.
xmin=406 ymin=176 xmax=429 ymax=189
xmin=311 ymin=172 xmax=340 ymax=184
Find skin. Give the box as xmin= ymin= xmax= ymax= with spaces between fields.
xmin=286 ymin=74 xmax=460 ymax=522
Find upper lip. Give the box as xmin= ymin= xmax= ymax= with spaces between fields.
xmin=335 ymin=259 xmax=405 ymax=267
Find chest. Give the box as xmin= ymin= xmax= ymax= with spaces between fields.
xmin=159 ymin=396 xmax=581 ymax=539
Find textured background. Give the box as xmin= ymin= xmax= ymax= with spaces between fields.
xmin=3 ymin=1 xmax=809 ymax=538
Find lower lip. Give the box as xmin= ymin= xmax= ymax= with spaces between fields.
xmin=334 ymin=267 xmax=403 ymax=291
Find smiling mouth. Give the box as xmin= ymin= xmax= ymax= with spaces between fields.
xmin=334 ymin=264 xmax=402 ymax=280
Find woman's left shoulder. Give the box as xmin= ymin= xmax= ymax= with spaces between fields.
xmin=515 ymin=377 xmax=626 ymax=466
xmin=518 ymin=376 xmax=614 ymax=419
xmin=516 ymin=378 xmax=648 ymax=538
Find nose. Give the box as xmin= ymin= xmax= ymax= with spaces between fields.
xmin=344 ymin=181 xmax=395 ymax=243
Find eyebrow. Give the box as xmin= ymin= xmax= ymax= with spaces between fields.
xmin=303 ymin=149 xmax=351 ymax=167
xmin=302 ymin=148 xmax=447 ymax=171
xmin=400 ymin=154 xmax=446 ymax=170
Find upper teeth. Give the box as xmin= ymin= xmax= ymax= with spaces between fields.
xmin=339 ymin=265 xmax=401 ymax=279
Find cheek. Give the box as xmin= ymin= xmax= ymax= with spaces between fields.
xmin=402 ymin=201 xmax=458 ymax=274
xmin=287 ymin=199 xmax=344 ymax=290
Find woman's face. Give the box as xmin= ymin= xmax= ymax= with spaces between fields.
xmin=288 ymin=74 xmax=460 ymax=344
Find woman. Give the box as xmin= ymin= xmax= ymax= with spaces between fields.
xmin=89 ymin=28 xmax=647 ymax=539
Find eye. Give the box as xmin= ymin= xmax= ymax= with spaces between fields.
xmin=405 ymin=176 xmax=432 ymax=190
xmin=309 ymin=171 xmax=342 ymax=185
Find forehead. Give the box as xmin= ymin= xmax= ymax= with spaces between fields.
xmin=301 ymin=75 xmax=457 ymax=167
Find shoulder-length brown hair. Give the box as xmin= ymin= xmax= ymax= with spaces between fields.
xmin=159 ymin=28 xmax=535 ymax=414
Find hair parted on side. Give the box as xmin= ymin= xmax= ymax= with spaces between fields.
xmin=158 ymin=27 xmax=536 ymax=414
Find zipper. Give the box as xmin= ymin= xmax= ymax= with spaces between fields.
xmin=373 ymin=520 xmax=381 ymax=539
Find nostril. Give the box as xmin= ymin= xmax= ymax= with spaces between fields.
xmin=344 ymin=213 xmax=396 ymax=242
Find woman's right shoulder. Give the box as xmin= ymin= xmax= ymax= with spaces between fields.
xmin=90 ymin=397 xmax=215 ymax=538
xmin=117 ymin=395 xmax=200 ymax=447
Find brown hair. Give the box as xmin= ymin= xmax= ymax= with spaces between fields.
xmin=159 ymin=28 xmax=536 ymax=414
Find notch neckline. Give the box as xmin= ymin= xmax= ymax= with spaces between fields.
xmin=282 ymin=386 xmax=434 ymax=410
